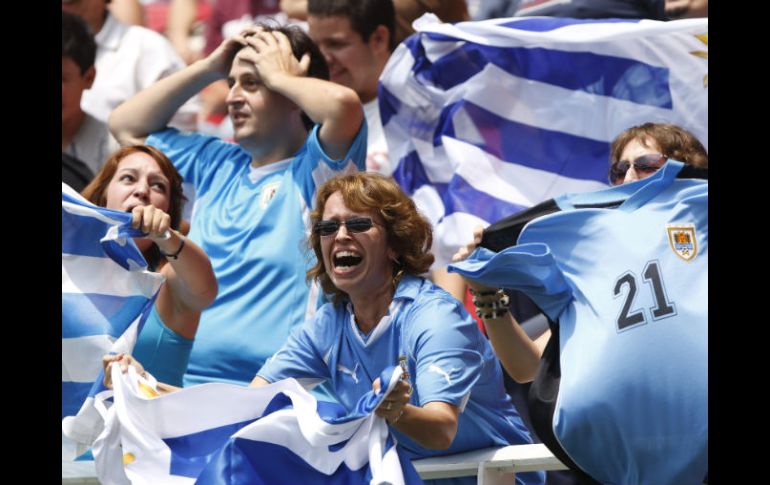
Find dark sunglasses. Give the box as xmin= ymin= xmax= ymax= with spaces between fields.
xmin=313 ymin=217 xmax=376 ymax=237
xmin=608 ymin=153 xmax=667 ymax=185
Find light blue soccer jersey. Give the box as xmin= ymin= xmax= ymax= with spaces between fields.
xmin=147 ymin=124 xmax=366 ymax=386
xmin=258 ymin=275 xmax=544 ymax=485
xmin=449 ymin=161 xmax=707 ymax=485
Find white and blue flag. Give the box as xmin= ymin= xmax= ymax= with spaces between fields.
xmin=92 ymin=364 xmax=423 ymax=485
xmin=379 ymin=15 xmax=708 ymax=267
xmin=62 ymin=183 xmax=163 ymax=452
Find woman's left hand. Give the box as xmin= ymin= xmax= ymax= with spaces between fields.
xmin=373 ymin=378 xmax=412 ymax=424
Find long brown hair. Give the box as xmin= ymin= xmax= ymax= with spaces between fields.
xmin=307 ymin=173 xmax=434 ymax=303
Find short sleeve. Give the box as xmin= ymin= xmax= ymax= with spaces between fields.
xmin=405 ymin=298 xmax=485 ymax=410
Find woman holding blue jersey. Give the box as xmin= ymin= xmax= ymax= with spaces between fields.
xmin=84 ymin=145 xmax=217 ymax=387
xmin=105 ymin=172 xmax=543 ymax=485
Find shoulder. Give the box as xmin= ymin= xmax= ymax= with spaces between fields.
xmin=400 ymin=277 xmax=468 ymax=322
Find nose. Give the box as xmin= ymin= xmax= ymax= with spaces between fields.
xmin=334 ymin=223 xmax=352 ymax=241
xmin=225 ymin=84 xmax=243 ymax=107
xmin=132 ymin=180 xmax=150 ymax=202
xmin=623 ymin=165 xmax=641 ymax=184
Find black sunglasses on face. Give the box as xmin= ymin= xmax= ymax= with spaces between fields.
xmin=313 ymin=217 xmax=376 ymax=236
xmin=609 ymin=153 xmax=667 ymax=185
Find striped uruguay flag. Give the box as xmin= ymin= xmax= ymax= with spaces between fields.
xmin=62 ymin=183 xmax=163 ymax=453
xmin=379 ymin=15 xmax=708 ymax=267
xmin=93 ymin=365 xmax=422 ymax=485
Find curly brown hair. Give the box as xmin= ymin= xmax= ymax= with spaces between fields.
xmin=307 ymin=172 xmax=434 ymax=302
xmin=610 ymin=123 xmax=708 ymax=169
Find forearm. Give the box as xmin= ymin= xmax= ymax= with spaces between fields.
xmin=159 ymin=231 xmax=218 ymax=312
xmin=166 ymin=0 xmax=198 ymax=56
xmin=390 ymin=402 xmax=459 ymax=450
xmin=109 ymin=59 xmax=221 ymax=144
xmin=264 ymin=73 xmax=362 ymax=158
xmin=483 ymin=313 xmax=542 ymax=383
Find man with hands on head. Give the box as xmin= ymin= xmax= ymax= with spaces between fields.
xmin=108 ymin=22 xmax=367 ymax=388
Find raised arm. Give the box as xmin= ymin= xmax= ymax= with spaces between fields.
xmin=452 ymin=226 xmax=548 ymax=383
xmin=131 ymin=205 xmax=217 ymax=340
xmin=241 ymin=30 xmax=363 ymax=160
xmin=108 ymin=28 xmax=256 ymax=145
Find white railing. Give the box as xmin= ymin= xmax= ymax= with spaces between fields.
xmin=63 ymin=443 xmax=567 ymax=485
xmin=412 ymin=443 xmax=568 ymax=485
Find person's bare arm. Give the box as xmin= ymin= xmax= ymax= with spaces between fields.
xmin=373 ymin=379 xmax=460 ymax=450
xmin=452 ymin=226 xmax=545 ymax=383
xmin=109 ymin=27 xmax=256 ymax=145
xmin=167 ymin=0 xmax=200 ymax=64
xmin=109 ymin=0 xmax=144 ymax=26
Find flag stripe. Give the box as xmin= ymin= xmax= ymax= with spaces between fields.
xmin=62 ymin=253 xmax=162 ymax=298
xmin=438 ymin=100 xmax=610 ymax=182
xmin=499 ymin=17 xmax=640 ymax=32
xmin=63 ymin=335 xmax=116 ymax=382
xmin=409 ymin=33 xmax=672 ymax=108
xmin=62 ymin=293 xmax=151 ymax=339
xmin=62 ymin=382 xmax=94 ymax=419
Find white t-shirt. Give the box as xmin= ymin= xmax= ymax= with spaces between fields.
xmin=82 ymin=13 xmax=199 ymax=131
xmin=363 ymin=98 xmax=393 ymax=176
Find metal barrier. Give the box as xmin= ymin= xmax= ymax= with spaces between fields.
xmin=413 ymin=443 xmax=568 ymax=485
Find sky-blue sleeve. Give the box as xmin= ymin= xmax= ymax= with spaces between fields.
xmin=294 ymin=120 xmax=368 ymax=208
xmin=448 ymin=245 xmax=574 ymax=321
xmin=404 ymin=298 xmax=485 ymax=410
xmin=146 ymin=128 xmax=244 ymax=191
xmin=256 ymin=308 xmax=332 ymax=384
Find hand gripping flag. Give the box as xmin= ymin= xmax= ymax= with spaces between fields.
xmin=62 ymin=183 xmax=164 ymax=455
xmin=379 ymin=14 xmax=708 ymax=267
xmin=91 ymin=364 xmax=423 ymax=485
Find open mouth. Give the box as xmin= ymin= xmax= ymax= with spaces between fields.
xmin=333 ymin=250 xmax=363 ymax=273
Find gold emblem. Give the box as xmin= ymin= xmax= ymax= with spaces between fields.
xmin=667 ymin=224 xmax=697 ymax=261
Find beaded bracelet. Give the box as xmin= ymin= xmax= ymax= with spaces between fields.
xmin=475 ymin=306 xmax=510 ymax=320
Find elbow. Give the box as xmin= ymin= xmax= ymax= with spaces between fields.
xmin=197 ymin=277 xmax=218 ymax=310
xmin=331 ymin=87 xmax=364 ymax=129
xmin=425 ymin=426 xmax=457 ymax=450
xmin=503 ymin=364 xmax=536 ymax=384
xmin=108 ymin=106 xmax=146 ymax=146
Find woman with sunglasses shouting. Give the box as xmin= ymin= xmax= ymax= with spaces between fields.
xmin=104 ymin=172 xmax=545 ymax=485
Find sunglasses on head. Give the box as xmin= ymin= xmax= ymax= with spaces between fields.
xmin=609 ymin=153 xmax=667 ymax=185
xmin=313 ymin=217 xmax=376 ymax=237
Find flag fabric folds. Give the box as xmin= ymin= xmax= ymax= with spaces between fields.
xmin=379 ymin=14 xmax=708 ymax=267
xmin=62 ymin=183 xmax=163 ymax=452
xmin=92 ymin=364 xmax=423 ymax=485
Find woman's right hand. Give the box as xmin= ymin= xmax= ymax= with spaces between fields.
xmin=102 ymin=353 xmax=145 ymax=389
xmin=451 ymin=225 xmax=497 ymax=293
xmin=451 ymin=225 xmax=484 ymax=263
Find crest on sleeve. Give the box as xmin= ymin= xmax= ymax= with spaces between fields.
xmin=667 ymin=224 xmax=698 ymax=261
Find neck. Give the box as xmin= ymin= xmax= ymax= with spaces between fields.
xmin=247 ymin=126 xmax=307 ymax=168
xmin=62 ymin=111 xmax=88 ymax=150
xmin=350 ymin=283 xmax=394 ymax=335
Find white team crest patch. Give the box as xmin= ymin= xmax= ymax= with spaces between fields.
xmin=259 ymin=181 xmax=281 ymax=208
xmin=667 ymin=224 xmax=697 ymax=261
